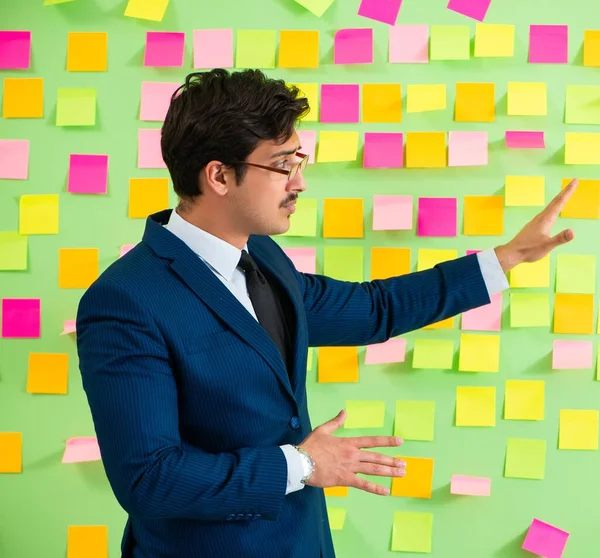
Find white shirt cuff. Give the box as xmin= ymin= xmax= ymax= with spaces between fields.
xmin=476 ymin=248 xmax=510 ymax=297
xmin=279 ymin=444 xmax=305 ymax=495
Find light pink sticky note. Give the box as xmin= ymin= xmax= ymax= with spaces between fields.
xmin=144 ymin=31 xmax=185 ymax=67
xmin=448 ymin=131 xmax=488 ymax=166
xmin=365 ymin=337 xmax=406 ymax=364
xmin=193 ymin=29 xmax=233 ymax=68
xmin=60 ymin=319 xmax=76 ymax=335
xmin=140 ymin=81 xmax=180 ymax=121
xmin=61 ymin=437 xmax=101 ymax=463
xmin=67 ymin=154 xmax=108 ymax=194
xmin=138 ymin=129 xmax=166 ymax=169
xmin=373 ymin=195 xmax=413 ymax=231
xmin=320 ymin=84 xmax=359 ymax=123
xmin=1 ymin=298 xmax=40 ymax=338
xmin=0 ymin=31 xmax=31 ymax=69
xmin=283 ymin=247 xmax=316 ymax=274
xmin=364 ymin=133 xmax=403 ymax=169
xmin=522 ymin=518 xmax=570 ymax=558
xmin=358 ymin=0 xmax=403 ymax=25
xmin=450 ymin=475 xmax=491 ymax=496
xmin=447 ymin=0 xmax=492 ymax=22
xmin=297 ymin=130 xmax=317 ymax=165
xmin=529 ymin=25 xmax=568 ymax=64
xmin=461 ymin=292 xmax=502 ymax=331
xmin=552 ymin=340 xmax=593 ymax=369
xmin=0 ymin=139 xmax=30 ymax=180
xmin=334 ymin=28 xmax=373 ymax=64
xmin=389 ymin=25 xmax=429 ymax=63
xmin=120 ymin=244 xmax=136 ymax=258
xmin=505 ymin=131 xmax=545 ymax=149
xmin=417 ymin=197 xmax=457 ymax=237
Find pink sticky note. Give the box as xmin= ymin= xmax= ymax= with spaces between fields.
xmin=466 ymin=249 xmax=482 ymax=255
xmin=62 ymin=437 xmax=101 ymax=464
xmin=0 ymin=139 xmax=29 ymax=180
xmin=447 ymin=0 xmax=492 ymax=22
xmin=462 ymin=292 xmax=502 ymax=331
xmin=320 ymin=84 xmax=359 ymax=123
xmin=358 ymin=0 xmax=403 ymax=25
xmin=364 ymin=133 xmax=404 ymax=168
xmin=389 ymin=25 xmax=429 ymax=63
xmin=417 ymin=197 xmax=457 ymax=237
xmin=334 ymin=28 xmax=373 ymax=64
xmin=448 ymin=131 xmax=488 ymax=167
xmin=450 ymin=475 xmax=491 ymax=496
xmin=365 ymin=337 xmax=406 ymax=364
xmin=0 ymin=31 xmax=31 ymax=69
xmin=283 ymin=247 xmax=316 ymax=274
xmin=1 ymin=298 xmax=40 ymax=338
xmin=120 ymin=244 xmax=136 ymax=258
xmin=67 ymin=154 xmax=108 ymax=194
xmin=552 ymin=340 xmax=593 ymax=369
xmin=144 ymin=31 xmax=185 ymax=67
xmin=193 ymin=29 xmax=233 ymax=68
xmin=140 ymin=81 xmax=180 ymax=121
xmin=529 ymin=25 xmax=568 ymax=64
xmin=505 ymin=131 xmax=545 ymax=149
xmin=373 ymin=195 xmax=413 ymax=231
xmin=60 ymin=319 xmax=76 ymax=335
xmin=138 ymin=129 xmax=166 ymax=169
xmin=522 ymin=519 xmax=570 ymax=558
xmin=297 ymin=130 xmax=317 ymax=165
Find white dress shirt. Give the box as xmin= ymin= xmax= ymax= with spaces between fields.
xmin=164 ymin=208 xmax=509 ymax=495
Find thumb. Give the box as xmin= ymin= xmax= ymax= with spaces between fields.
xmin=319 ymin=409 xmax=346 ymax=435
xmin=549 ymin=228 xmax=575 ymax=248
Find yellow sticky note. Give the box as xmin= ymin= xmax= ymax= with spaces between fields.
xmin=59 ymin=248 xmax=99 ymax=289
xmin=455 ymin=83 xmax=495 ymax=123
xmin=67 ymin=32 xmax=108 ymax=72
xmin=405 ymin=132 xmax=446 ymax=168
xmin=283 ymin=198 xmax=318 ymax=237
xmin=464 ymin=196 xmax=503 ymax=235
xmin=560 ymin=178 xmax=600 ymax=219
xmin=56 ymin=88 xmax=96 ymax=126
xmin=317 ymin=131 xmax=359 ymax=163
xmin=294 ymin=0 xmax=334 ymax=17
xmin=430 ymin=25 xmax=470 ymax=60
xmin=318 ymin=346 xmax=359 ymax=383
xmin=509 ymin=256 xmax=550 ymax=288
xmin=565 ymin=133 xmax=600 ymax=165
xmin=19 ymin=194 xmax=59 ymax=235
xmin=458 ymin=333 xmax=500 ymax=372
xmin=505 ymin=380 xmax=544 ymax=420
xmin=391 ymin=512 xmax=433 ymax=553
xmin=507 ymin=82 xmax=547 ymax=116
xmin=505 ymin=176 xmax=545 ymax=207
xmin=0 ymin=433 xmax=22 ymax=473
xmin=323 ymin=198 xmax=363 ymax=238
xmin=324 ymin=486 xmax=348 ymax=497
xmin=124 ymin=0 xmax=169 ymax=21
xmin=290 ymin=83 xmax=318 ymax=122
xmin=474 ymin=24 xmax=515 ymax=57
xmin=327 ymin=507 xmax=346 ymax=530
xmin=128 ymin=178 xmax=169 ymax=219
xmin=391 ymin=456 xmax=434 ymax=499
xmin=324 ymin=246 xmax=363 ymax=282
xmin=554 ymin=293 xmax=594 ymax=334
xmin=456 ymin=386 xmax=496 ymax=427
xmin=362 ymin=84 xmax=402 ymax=123
xmin=583 ymin=30 xmax=600 ymax=67
xmin=67 ymin=525 xmax=108 ymax=558
xmin=417 ymin=249 xmax=457 ymax=271
xmin=0 ymin=231 xmax=28 ymax=271
xmin=559 ymin=409 xmax=599 ymax=450
xmin=3 ymin=78 xmax=44 ymax=118
xmin=27 ymin=353 xmax=69 ymax=394
xmin=413 ymin=339 xmax=454 ymax=369
xmin=370 ymin=247 xmax=411 ymax=280
xmin=510 ymin=293 xmax=550 ymax=327
xmin=279 ymin=30 xmax=319 ymax=69
xmin=406 ymin=84 xmax=446 ymax=113
xmin=236 ymin=30 xmax=276 ymax=69
xmin=344 ymin=400 xmax=385 ymax=428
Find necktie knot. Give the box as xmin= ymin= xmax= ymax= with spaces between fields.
xmin=238 ymin=250 xmax=266 ymax=283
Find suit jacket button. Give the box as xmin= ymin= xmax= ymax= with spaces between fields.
xmin=236 ymin=514 xmax=244 ymax=520
xmin=290 ymin=416 xmax=300 ymax=429
xmin=245 ymin=514 xmax=253 ymax=520
xmin=226 ymin=514 xmax=235 ymax=521
xmin=254 ymin=514 xmax=261 ymax=519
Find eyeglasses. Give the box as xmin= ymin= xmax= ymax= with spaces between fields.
xmin=225 ymin=152 xmax=309 ymax=181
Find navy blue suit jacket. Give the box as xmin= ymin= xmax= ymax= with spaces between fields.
xmin=76 ymin=209 xmax=490 ymax=558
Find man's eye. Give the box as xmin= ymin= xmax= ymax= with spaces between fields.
xmin=276 ymin=159 xmax=290 ymax=169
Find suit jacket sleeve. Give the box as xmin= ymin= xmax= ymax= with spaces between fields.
xmin=76 ymin=277 xmax=287 ymax=521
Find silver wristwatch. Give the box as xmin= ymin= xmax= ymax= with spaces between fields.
xmin=294 ymin=445 xmax=315 ymax=484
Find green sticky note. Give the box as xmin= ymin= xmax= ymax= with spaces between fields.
xmin=44 ymin=0 xmax=76 ymax=4
xmin=306 ymin=347 xmax=314 ymax=372
xmin=235 ymin=30 xmax=276 ymax=69
xmin=56 ymin=88 xmax=96 ymax=126
xmin=344 ymin=400 xmax=385 ymax=428
xmin=391 ymin=511 xmax=433 ymax=553
xmin=0 ymin=231 xmax=28 ymax=270
xmin=324 ymin=246 xmax=363 ymax=282
xmin=413 ymin=339 xmax=454 ymax=369
xmin=430 ymin=25 xmax=470 ymax=60
xmin=510 ymin=293 xmax=550 ymax=327
xmin=565 ymin=85 xmax=600 ymax=125
xmin=504 ymin=438 xmax=546 ymax=479
xmin=556 ymin=254 xmax=596 ymax=294
xmin=394 ymin=400 xmax=435 ymax=441
xmin=294 ymin=0 xmax=334 ymax=17
xmin=327 ymin=507 xmax=346 ymax=530
xmin=282 ymin=198 xmax=317 ymax=237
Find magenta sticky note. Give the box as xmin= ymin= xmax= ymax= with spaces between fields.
xmin=522 ymin=519 xmax=570 ymax=558
xmin=462 ymin=292 xmax=502 ymax=331
xmin=297 ymin=130 xmax=317 ymax=165
xmin=389 ymin=25 xmax=429 ymax=63
xmin=450 ymin=475 xmax=491 ymax=496
xmin=364 ymin=133 xmax=403 ymax=168
xmin=193 ymin=29 xmax=233 ymax=68
xmin=60 ymin=319 xmax=76 ymax=335
xmin=357 ymin=0 xmax=403 ymax=25
xmin=1 ymin=298 xmax=40 ymax=338
xmin=0 ymin=31 xmax=31 ymax=69
xmin=505 ymin=131 xmax=545 ymax=149
xmin=62 ymin=437 xmax=101 ymax=464
xmin=320 ymin=84 xmax=359 ymax=123
xmin=417 ymin=197 xmax=457 ymax=237
xmin=529 ymin=25 xmax=568 ymax=64
xmin=449 ymin=131 xmax=488 ymax=166
xmin=144 ymin=31 xmax=185 ymax=67
xmin=67 ymin=154 xmax=108 ymax=194
xmin=138 ymin=129 xmax=166 ymax=169
xmin=140 ymin=81 xmax=180 ymax=121
xmin=334 ymin=28 xmax=373 ymax=64
xmin=0 ymin=139 xmax=29 ymax=180
xmin=372 ymin=195 xmax=413 ymax=231
xmin=365 ymin=337 xmax=406 ymax=364
xmin=447 ymin=0 xmax=492 ymax=22
xmin=552 ymin=340 xmax=593 ymax=369
xmin=120 ymin=244 xmax=136 ymax=258
xmin=282 ymin=247 xmax=316 ymax=274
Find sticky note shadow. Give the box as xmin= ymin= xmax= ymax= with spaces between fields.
xmin=545 ymin=145 xmax=565 ymax=166
xmin=492 ymin=529 xmax=531 ymax=557
xmin=431 ymin=483 xmax=454 ymax=504
xmin=44 ymin=0 xmax=104 ymax=24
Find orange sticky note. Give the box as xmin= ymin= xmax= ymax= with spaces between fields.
xmin=370 ymin=247 xmax=410 ymax=280
xmin=323 ymin=198 xmax=363 ymax=238
xmin=278 ymin=30 xmax=319 ymax=68
xmin=464 ymin=196 xmax=503 ymax=235
xmin=59 ymin=248 xmax=99 ymax=289
xmin=455 ymin=83 xmax=495 ymax=122
xmin=67 ymin=32 xmax=108 ymax=72
xmin=424 ymin=316 xmax=454 ymax=330
xmin=0 ymin=432 xmax=22 ymax=473
xmin=129 ymin=178 xmax=169 ymax=218
xmin=27 ymin=353 xmax=69 ymax=394
xmin=67 ymin=525 xmax=108 ymax=558
xmin=318 ymin=346 xmax=359 ymax=383
xmin=324 ymin=486 xmax=349 ymax=497
xmin=560 ymin=179 xmax=600 ymax=219
xmin=362 ymin=83 xmax=402 ymax=123
xmin=583 ymin=30 xmax=600 ymax=67
xmin=554 ymin=293 xmax=594 ymax=334
xmin=406 ymin=132 xmax=446 ymax=168
xmin=391 ymin=456 xmax=434 ymax=499
xmin=3 ymin=77 xmax=44 ymax=118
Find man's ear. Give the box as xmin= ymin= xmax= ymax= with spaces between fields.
xmin=203 ymin=160 xmax=230 ymax=196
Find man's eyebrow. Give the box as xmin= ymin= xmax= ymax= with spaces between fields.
xmin=270 ymin=146 xmax=302 ymax=159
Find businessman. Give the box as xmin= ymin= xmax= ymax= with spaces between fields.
xmin=76 ymin=69 xmax=577 ymax=558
